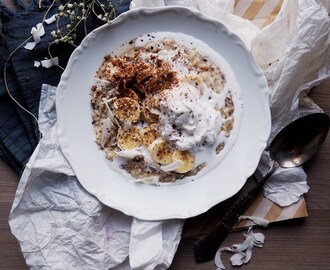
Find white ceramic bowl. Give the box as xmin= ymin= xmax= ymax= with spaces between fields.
xmin=56 ymin=7 xmax=271 ymax=220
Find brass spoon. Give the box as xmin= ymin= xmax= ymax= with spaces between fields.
xmin=194 ymin=112 xmax=330 ymax=263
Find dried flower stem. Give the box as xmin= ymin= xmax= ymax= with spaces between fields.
xmin=52 ymin=0 xmax=122 ymax=46
xmin=4 ymin=0 xmax=123 ymax=140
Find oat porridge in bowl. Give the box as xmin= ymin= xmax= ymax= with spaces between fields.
xmin=91 ymin=32 xmax=242 ymax=185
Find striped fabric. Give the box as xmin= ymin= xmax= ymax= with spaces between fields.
xmin=231 ymin=0 xmax=309 ymax=229
xmin=233 ymin=193 xmax=307 ymax=229
xmin=234 ymin=0 xmax=284 ymax=28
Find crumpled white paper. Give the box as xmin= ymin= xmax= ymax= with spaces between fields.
xmin=258 ymin=151 xmax=310 ymax=207
xmin=254 ymin=0 xmax=329 ymax=205
xmin=9 ymin=0 xmax=330 ymax=269
xmin=9 ymin=84 xmax=184 ymax=270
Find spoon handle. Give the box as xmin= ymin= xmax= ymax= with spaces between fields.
xmin=193 ymin=163 xmax=277 ymax=263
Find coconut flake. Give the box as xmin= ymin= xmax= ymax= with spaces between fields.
xmin=94 ymin=77 xmax=113 ymax=88
xmin=214 ymin=227 xmax=265 ymax=269
xmin=24 ymin=23 xmax=46 ymax=50
xmin=143 ymin=155 xmax=161 ymax=170
xmin=237 ymin=216 xmax=270 ymax=227
xmin=40 ymin=57 xmax=59 ymax=68
xmin=115 ymin=149 xmax=143 ymax=159
xmin=24 ymin=42 xmax=37 ymax=50
xmin=31 ymin=23 xmax=45 ymax=43
xmin=102 ymin=97 xmax=119 ymax=126
xmin=45 ymin=14 xmax=56 ymax=24
xmin=101 ymin=117 xmax=113 ymax=147
xmin=160 ymin=160 xmax=184 ymax=172
xmin=33 ymin=57 xmax=59 ymax=68
xmin=115 ymin=147 xmax=161 ymax=170
xmin=133 ymin=176 xmax=160 ymax=185
xmin=34 ymin=61 xmax=41 ymax=68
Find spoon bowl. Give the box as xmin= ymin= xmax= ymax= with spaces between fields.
xmin=270 ymin=113 xmax=330 ymax=168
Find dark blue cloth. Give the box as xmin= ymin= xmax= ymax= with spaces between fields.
xmin=0 ymin=0 xmax=130 ymax=174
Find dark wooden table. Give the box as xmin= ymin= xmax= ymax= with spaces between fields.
xmin=0 ymin=2 xmax=330 ymax=267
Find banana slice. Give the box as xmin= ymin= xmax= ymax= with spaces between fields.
xmin=140 ymin=124 xmax=160 ymax=147
xmin=113 ymin=97 xmax=140 ymax=123
xmin=148 ymin=138 xmax=173 ymax=165
xmin=141 ymin=99 xmax=159 ymax=123
xmin=117 ymin=126 xmax=142 ymax=150
xmin=120 ymin=88 xmax=140 ymax=101
xmin=185 ymin=74 xmax=203 ymax=84
xmin=172 ymin=150 xmax=195 ymax=173
xmin=221 ymin=116 xmax=234 ymax=137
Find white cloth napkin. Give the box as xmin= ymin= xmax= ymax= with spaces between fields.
xmin=9 ymin=0 xmax=330 ymax=269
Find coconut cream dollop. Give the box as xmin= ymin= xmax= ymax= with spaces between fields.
xmin=158 ymin=79 xmax=225 ymax=150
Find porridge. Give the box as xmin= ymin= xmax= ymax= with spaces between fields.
xmin=91 ymin=32 xmax=242 ymax=184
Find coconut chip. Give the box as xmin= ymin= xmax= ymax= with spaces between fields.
xmin=102 ymin=97 xmax=119 ymax=126
xmin=160 ymin=160 xmax=184 ymax=172
xmin=94 ymin=77 xmax=113 ymax=88
xmin=34 ymin=57 xmax=59 ymax=68
xmin=25 ymin=42 xmax=38 ymax=50
xmin=24 ymin=23 xmax=45 ymax=50
xmin=100 ymin=117 xmax=113 ymax=148
xmin=133 ymin=176 xmax=160 ymax=185
xmin=115 ymin=149 xmax=143 ymax=159
xmin=237 ymin=216 xmax=270 ymax=227
xmin=215 ymin=227 xmax=266 ymax=269
xmin=37 ymin=57 xmax=59 ymax=68
xmin=34 ymin=61 xmax=41 ymax=68
xmin=44 ymin=14 xmax=56 ymax=24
